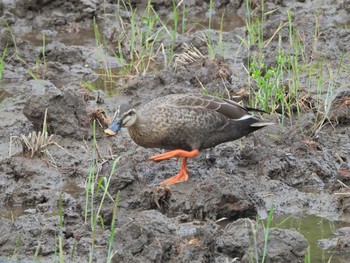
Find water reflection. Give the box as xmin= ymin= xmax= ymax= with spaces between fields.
xmin=19 ymin=26 xmax=96 ymax=46
xmin=272 ymin=214 xmax=350 ymax=263
xmin=0 ymin=81 xmax=14 ymax=102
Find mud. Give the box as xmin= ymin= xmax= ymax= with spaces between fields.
xmin=1 ymin=0 xmax=350 ymax=262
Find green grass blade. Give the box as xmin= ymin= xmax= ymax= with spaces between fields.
xmin=262 ymin=205 xmax=274 ymax=263
xmin=107 ymin=190 xmax=121 ymax=263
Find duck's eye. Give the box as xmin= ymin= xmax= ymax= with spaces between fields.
xmin=126 ymin=110 xmax=135 ymax=117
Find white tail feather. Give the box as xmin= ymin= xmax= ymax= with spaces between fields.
xmin=250 ymin=122 xmax=274 ymax=127
xmin=237 ymin=114 xmax=254 ymax=120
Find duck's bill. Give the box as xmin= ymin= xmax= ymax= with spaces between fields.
xmin=104 ymin=128 xmax=116 ymax=136
xmin=104 ymin=119 xmax=122 ymax=136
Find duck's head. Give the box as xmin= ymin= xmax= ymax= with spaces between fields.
xmin=104 ymin=109 xmax=137 ymax=136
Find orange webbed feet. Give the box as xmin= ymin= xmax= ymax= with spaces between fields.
xmin=149 ymin=149 xmax=199 ymax=186
xmin=159 ymin=169 xmax=189 ymax=185
xmin=159 ymin=157 xmax=189 ymax=186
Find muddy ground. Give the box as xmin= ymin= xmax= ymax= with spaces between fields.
xmin=0 ymin=0 xmax=350 ymax=262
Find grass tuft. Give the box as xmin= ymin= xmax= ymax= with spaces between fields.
xmin=84 ymin=120 xmax=122 ymax=262
xmin=9 ymin=109 xmax=75 ymax=166
xmin=173 ymin=43 xmax=205 ymax=70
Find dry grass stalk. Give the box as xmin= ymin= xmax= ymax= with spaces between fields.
xmin=9 ymin=109 xmax=75 ymax=160
xmin=334 ymin=180 xmax=350 ymax=196
xmin=17 ymin=131 xmax=55 ymax=158
xmin=173 ymin=43 xmax=205 ymax=70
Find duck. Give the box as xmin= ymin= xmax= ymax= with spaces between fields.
xmin=105 ymin=93 xmax=273 ymax=186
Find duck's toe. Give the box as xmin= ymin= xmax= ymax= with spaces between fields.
xmin=159 ymin=169 xmax=189 ymax=186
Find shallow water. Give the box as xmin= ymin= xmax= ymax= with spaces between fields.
xmin=19 ymin=26 xmax=96 ymax=46
xmin=273 ymin=214 xmax=350 ymax=263
xmin=0 ymin=81 xmax=13 ymax=102
xmin=0 ymin=203 xmax=36 ymax=220
xmin=168 ymin=11 xmax=245 ymax=32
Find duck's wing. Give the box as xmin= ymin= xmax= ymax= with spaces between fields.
xmin=163 ymin=93 xmax=255 ymax=120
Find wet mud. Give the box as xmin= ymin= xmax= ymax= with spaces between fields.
xmin=0 ymin=0 xmax=350 ymax=262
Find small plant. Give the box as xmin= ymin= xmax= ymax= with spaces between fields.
xmin=27 ymin=33 xmax=47 ymax=80
xmin=11 ymin=130 xmax=56 ymax=158
xmin=106 ymin=190 xmax=121 ymax=262
xmin=304 ymin=245 xmax=311 ymax=263
xmin=12 ymin=235 xmax=22 ymax=261
xmin=206 ymin=0 xmax=215 ymax=59
xmin=261 ymin=205 xmax=274 ymax=262
xmin=248 ymin=205 xmax=274 ymax=263
xmin=313 ymin=74 xmax=336 ymax=134
xmin=34 ymin=231 xmax=43 ymax=260
xmin=239 ymin=5 xmax=312 ymax=126
xmin=84 ymin=120 xmax=122 ymax=262
xmin=90 ymin=0 xmax=194 ymax=84
xmin=249 ymin=52 xmax=290 ymax=118
xmin=0 ymin=46 xmax=7 ymax=80
xmin=109 ymin=0 xmax=172 ymax=75
xmin=180 ymin=1 xmax=187 ymax=34
xmin=243 ymin=0 xmax=265 ymax=53
xmin=9 ymin=109 xmax=53 ymax=158
xmin=173 ymin=43 xmax=205 ymax=70
xmin=9 ymin=109 xmax=74 ymax=164
xmin=217 ymin=12 xmax=225 ymax=56
xmin=1 ymin=19 xmax=19 ymax=55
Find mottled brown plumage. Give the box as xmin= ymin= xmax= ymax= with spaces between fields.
xmin=105 ymin=93 xmax=273 ymax=185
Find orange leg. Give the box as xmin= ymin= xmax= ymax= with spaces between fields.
xmin=149 ymin=149 xmax=199 ymax=186
xmin=149 ymin=149 xmax=199 ymax=161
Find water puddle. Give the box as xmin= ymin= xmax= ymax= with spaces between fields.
xmin=62 ymin=180 xmax=84 ymax=199
xmin=0 ymin=203 xmax=36 ymax=221
xmin=87 ymin=61 xmax=162 ymax=97
xmin=212 ymin=213 xmax=350 ymax=262
xmin=82 ymin=68 xmax=122 ymax=97
xmin=186 ymin=12 xmax=245 ymax=32
xmin=0 ymin=81 xmax=14 ymax=102
xmin=19 ymin=26 xmax=96 ymax=46
xmin=272 ymin=214 xmax=350 ymax=263
xmin=0 ymin=181 xmax=83 ymax=221
xmin=16 ymin=11 xmax=245 ymax=49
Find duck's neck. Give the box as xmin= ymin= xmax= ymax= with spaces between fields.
xmin=127 ymin=113 xmax=149 ymax=147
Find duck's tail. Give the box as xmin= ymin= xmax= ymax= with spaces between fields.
xmin=250 ymin=121 xmax=274 ymax=128
xmin=245 ymin=107 xmax=270 ymax=114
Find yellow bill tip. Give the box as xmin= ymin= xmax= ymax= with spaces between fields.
xmin=104 ymin=128 xmax=116 ymax=136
